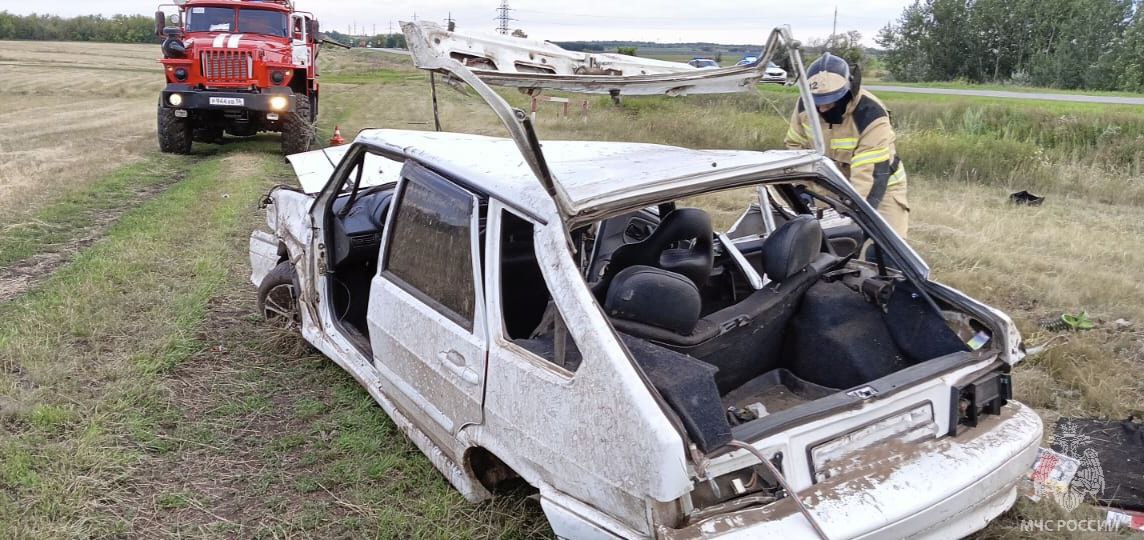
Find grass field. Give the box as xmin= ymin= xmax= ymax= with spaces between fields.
xmin=1 ymin=42 xmax=1142 ymax=538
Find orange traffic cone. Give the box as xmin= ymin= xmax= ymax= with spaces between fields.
xmin=329 ymin=125 xmax=346 ymax=146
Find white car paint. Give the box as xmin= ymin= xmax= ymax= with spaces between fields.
xmin=250 ymin=129 xmax=1042 ymax=538
xmin=402 ymin=21 xmax=773 ymax=96
xmin=249 ymin=41 xmax=1042 ymax=538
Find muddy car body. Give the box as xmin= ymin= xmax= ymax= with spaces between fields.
xmin=249 ymin=27 xmax=1042 ymax=539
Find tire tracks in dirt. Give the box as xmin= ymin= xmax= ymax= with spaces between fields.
xmin=0 ymin=172 xmax=185 ymax=303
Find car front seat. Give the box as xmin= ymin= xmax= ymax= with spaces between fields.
xmin=596 ymin=208 xmax=714 ymax=296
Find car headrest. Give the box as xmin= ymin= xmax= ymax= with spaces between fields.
xmin=605 ymin=266 xmax=701 ymax=335
xmin=762 ymin=216 xmax=824 ymax=281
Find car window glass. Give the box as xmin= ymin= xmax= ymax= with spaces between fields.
xmin=186 ymin=7 xmax=233 ymax=32
xmin=384 ymin=174 xmax=477 ymax=330
xmin=238 ymin=9 xmax=288 ymax=37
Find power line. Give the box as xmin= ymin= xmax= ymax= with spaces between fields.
xmin=495 ymin=1 xmax=515 ymax=35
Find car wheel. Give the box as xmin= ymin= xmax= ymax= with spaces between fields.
xmin=257 ymin=261 xmax=300 ymax=330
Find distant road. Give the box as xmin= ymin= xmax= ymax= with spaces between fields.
xmin=362 ymin=50 xmax=1144 ymax=106
xmin=867 ymin=85 xmax=1144 ymax=105
xmin=369 ymin=48 xmax=411 ymax=56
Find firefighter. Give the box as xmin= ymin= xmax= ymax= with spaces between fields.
xmin=784 ymin=53 xmax=909 ymax=237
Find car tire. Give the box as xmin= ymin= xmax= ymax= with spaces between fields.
xmin=257 ymin=261 xmax=301 ymax=330
xmin=157 ymin=105 xmax=193 ymax=154
xmin=281 ymin=96 xmax=314 ymax=156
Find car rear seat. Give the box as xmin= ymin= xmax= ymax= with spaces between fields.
xmin=608 ymin=216 xmax=837 ymax=393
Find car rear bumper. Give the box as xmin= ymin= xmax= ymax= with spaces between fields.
xmin=664 ymin=401 xmax=1042 ymax=539
xmin=160 ymin=84 xmax=296 ymax=113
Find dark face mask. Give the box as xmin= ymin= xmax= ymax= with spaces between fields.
xmin=819 ymin=91 xmax=853 ymax=125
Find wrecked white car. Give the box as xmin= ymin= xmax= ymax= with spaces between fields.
xmin=249 ymin=30 xmax=1041 ymax=540
xmin=404 ymin=20 xmax=776 ymax=97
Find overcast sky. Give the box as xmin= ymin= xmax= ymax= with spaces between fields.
xmin=0 ymin=1 xmax=911 ymax=45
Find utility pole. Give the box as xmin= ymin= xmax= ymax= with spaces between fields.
xmin=446 ymin=12 xmax=455 ymax=32
xmin=495 ymin=0 xmax=514 ymax=35
xmin=830 ymin=5 xmax=838 ymax=51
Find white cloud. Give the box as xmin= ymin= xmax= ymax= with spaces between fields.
xmin=0 ymin=0 xmax=909 ymax=45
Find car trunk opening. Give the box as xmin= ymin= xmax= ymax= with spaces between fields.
xmin=574 ymin=183 xmax=1017 ymax=522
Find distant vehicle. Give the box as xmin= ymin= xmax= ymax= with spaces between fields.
xmin=688 ymin=58 xmax=720 ymax=69
xmin=154 ymin=0 xmax=319 ymax=155
xmin=735 ymin=56 xmax=787 ymax=83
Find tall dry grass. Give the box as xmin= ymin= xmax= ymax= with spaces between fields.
xmin=0 ymin=41 xmax=162 ymax=220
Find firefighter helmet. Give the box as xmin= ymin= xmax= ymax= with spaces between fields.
xmin=806 ymin=53 xmax=851 ymax=106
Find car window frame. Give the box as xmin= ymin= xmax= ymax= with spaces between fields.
xmin=378 ymin=160 xmax=483 ymax=332
xmin=487 ymin=202 xmax=582 ymax=379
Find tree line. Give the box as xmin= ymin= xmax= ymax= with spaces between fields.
xmin=0 ymin=11 xmax=158 ymax=43
xmin=877 ymin=0 xmax=1144 ymax=91
xmin=323 ymin=31 xmax=406 ymax=49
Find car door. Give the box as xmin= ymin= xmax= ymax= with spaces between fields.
xmin=366 ymin=161 xmax=487 ymax=435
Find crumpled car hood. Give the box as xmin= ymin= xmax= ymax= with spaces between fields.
xmin=285 ymin=146 xmax=401 ymax=194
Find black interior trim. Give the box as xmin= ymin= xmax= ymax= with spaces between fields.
xmin=727 ymin=351 xmax=977 ymax=446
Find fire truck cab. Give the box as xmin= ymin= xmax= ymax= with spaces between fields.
xmin=155 ymin=0 xmax=319 ymax=155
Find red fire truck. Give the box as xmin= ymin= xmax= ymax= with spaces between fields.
xmin=155 ymin=0 xmax=319 ymax=155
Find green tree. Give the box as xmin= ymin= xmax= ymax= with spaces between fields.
xmin=878 ymin=0 xmax=1142 ymax=90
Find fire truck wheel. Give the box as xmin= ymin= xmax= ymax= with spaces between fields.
xmin=281 ymin=97 xmax=314 ymax=156
xmin=157 ymin=106 xmax=193 ymax=155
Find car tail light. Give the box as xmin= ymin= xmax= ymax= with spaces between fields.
xmin=949 ymin=371 xmax=1011 ymax=436
xmin=810 ymin=404 xmax=938 ymax=483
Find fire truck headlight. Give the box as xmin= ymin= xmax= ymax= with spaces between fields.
xmin=269 ymin=96 xmax=289 ymax=111
xmin=168 ymin=93 xmax=183 ymax=107
xmin=271 ymin=71 xmax=286 ymax=84
xmin=174 ymin=67 xmax=188 ymax=81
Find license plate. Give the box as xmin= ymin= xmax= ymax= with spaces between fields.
xmin=209 ymin=97 xmax=244 ymax=106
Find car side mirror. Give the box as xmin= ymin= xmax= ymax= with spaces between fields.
xmin=154 ymin=11 xmax=166 ymax=37
xmin=308 ymin=20 xmax=320 ymax=41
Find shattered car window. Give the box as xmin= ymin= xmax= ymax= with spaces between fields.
xmin=383 ymin=175 xmax=477 ymax=329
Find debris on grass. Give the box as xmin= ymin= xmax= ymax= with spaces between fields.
xmin=1040 ymin=311 xmax=1096 ymax=332
xmin=1049 ymin=417 xmax=1144 ymax=512
xmin=1106 ymin=508 xmax=1144 ymax=531
xmin=1021 ymin=447 xmax=1081 ymax=504
xmin=1009 ymin=190 xmax=1046 ymax=206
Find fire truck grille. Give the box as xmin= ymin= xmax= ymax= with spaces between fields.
xmin=201 ymin=50 xmax=253 ymax=82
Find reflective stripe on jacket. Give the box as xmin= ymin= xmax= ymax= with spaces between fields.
xmin=784 ymin=89 xmax=906 ymax=207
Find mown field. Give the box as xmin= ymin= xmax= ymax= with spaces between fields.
xmin=1 ymin=42 xmax=1142 ymax=539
